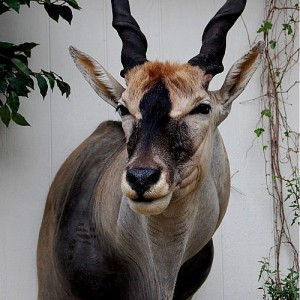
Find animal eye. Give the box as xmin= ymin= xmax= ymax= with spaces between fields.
xmin=189 ymin=103 xmax=211 ymax=115
xmin=116 ymin=104 xmax=130 ymax=117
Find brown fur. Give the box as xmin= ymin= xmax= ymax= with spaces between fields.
xmin=37 ymin=121 xmax=126 ymax=299
xmin=79 ymin=56 xmax=111 ymax=96
xmin=37 ymin=41 xmax=264 ymax=299
xmin=123 ymin=61 xmax=212 ymax=118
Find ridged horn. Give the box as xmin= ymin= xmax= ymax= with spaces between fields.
xmin=111 ymin=0 xmax=148 ymax=77
xmin=188 ymin=0 xmax=247 ymax=76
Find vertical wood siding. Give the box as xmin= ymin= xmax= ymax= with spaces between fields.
xmin=0 ymin=1 xmax=294 ymax=299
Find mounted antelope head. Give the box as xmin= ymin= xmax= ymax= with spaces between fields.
xmin=37 ymin=0 xmax=264 ymax=299
xmin=69 ymin=0 xmax=263 ymax=216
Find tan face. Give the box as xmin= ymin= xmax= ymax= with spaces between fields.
xmin=70 ymin=41 xmax=264 ymax=216
xmin=118 ymin=61 xmax=219 ymax=215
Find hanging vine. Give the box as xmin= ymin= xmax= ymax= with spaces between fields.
xmin=256 ymin=0 xmax=299 ymax=299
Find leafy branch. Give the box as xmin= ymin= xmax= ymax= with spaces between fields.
xmin=255 ymin=1 xmax=299 ymax=298
xmin=0 ymin=0 xmax=80 ymax=23
xmin=0 ymin=0 xmax=80 ymax=126
xmin=259 ymin=258 xmax=299 ymax=300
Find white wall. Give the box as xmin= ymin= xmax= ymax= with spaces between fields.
xmin=0 ymin=1 xmax=297 ymax=299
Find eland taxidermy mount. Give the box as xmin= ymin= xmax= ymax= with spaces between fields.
xmin=37 ymin=0 xmax=264 ymax=299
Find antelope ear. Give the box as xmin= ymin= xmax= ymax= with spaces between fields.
xmin=69 ymin=46 xmax=125 ymax=108
xmin=219 ymin=41 xmax=265 ymax=106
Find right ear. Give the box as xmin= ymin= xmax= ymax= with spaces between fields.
xmin=69 ymin=46 xmax=125 ymax=108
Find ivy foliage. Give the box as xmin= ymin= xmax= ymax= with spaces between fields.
xmin=256 ymin=1 xmax=299 ymax=299
xmin=259 ymin=258 xmax=299 ymax=300
xmin=0 ymin=0 xmax=80 ymax=127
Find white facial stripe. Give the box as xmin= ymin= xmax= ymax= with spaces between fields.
xmin=117 ymin=98 xmax=126 ymax=106
xmin=169 ymin=96 xmax=211 ymax=118
xmin=193 ymin=98 xmax=211 ymax=107
xmin=121 ymin=91 xmax=142 ymax=119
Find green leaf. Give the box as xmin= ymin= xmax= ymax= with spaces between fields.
xmin=11 ymin=58 xmax=30 ymax=78
xmin=45 ymin=72 xmax=55 ymax=90
xmin=254 ymin=128 xmax=265 ymax=137
xmin=56 ymin=80 xmax=66 ymax=96
xmin=57 ymin=80 xmax=71 ymax=98
xmin=56 ymin=80 xmax=71 ymax=98
xmin=275 ymin=70 xmax=281 ymax=77
xmin=269 ymin=40 xmax=277 ymax=49
xmin=0 ymin=41 xmax=15 ymax=49
xmin=59 ymin=5 xmax=73 ymax=24
xmin=12 ymin=112 xmax=30 ymax=126
xmin=283 ymin=23 xmax=293 ymax=35
xmin=16 ymin=42 xmax=39 ymax=57
xmin=0 ymin=79 xmax=8 ymax=93
xmin=12 ymin=54 xmax=28 ymax=65
xmin=7 ymin=76 xmax=30 ymax=97
xmin=25 ymin=75 xmax=34 ymax=89
xmin=44 ymin=3 xmax=60 ymax=22
xmin=64 ymin=82 xmax=71 ymax=97
xmin=17 ymin=42 xmax=39 ymax=50
xmin=0 ymin=104 xmax=11 ymax=127
xmin=261 ymin=109 xmax=272 ymax=118
xmin=67 ymin=0 xmax=81 ymax=10
xmin=3 ymin=0 xmax=20 ymax=13
xmin=36 ymin=74 xmax=48 ymax=98
xmin=7 ymin=91 xmax=20 ymax=113
xmin=257 ymin=21 xmax=273 ymax=33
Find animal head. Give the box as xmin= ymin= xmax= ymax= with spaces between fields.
xmin=69 ymin=0 xmax=264 ymax=216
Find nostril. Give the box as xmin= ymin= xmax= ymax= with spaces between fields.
xmin=126 ymin=168 xmax=161 ymax=196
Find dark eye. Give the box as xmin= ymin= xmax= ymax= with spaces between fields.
xmin=116 ymin=104 xmax=130 ymax=117
xmin=189 ymin=103 xmax=211 ymax=115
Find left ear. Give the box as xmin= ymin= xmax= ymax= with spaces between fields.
xmin=69 ymin=46 xmax=125 ymax=108
xmin=218 ymin=41 xmax=265 ymax=106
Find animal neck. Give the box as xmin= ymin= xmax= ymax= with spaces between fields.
xmin=116 ymin=193 xmax=199 ymax=299
xmin=148 ymin=204 xmax=197 ymax=295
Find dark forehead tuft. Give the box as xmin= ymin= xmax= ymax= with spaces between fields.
xmin=139 ymin=81 xmax=171 ymax=120
xmin=131 ymin=81 xmax=172 ymax=151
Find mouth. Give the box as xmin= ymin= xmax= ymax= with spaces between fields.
xmin=131 ymin=196 xmax=155 ymax=203
xmin=121 ymin=170 xmax=173 ymax=215
xmin=126 ymin=193 xmax=173 ymax=216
